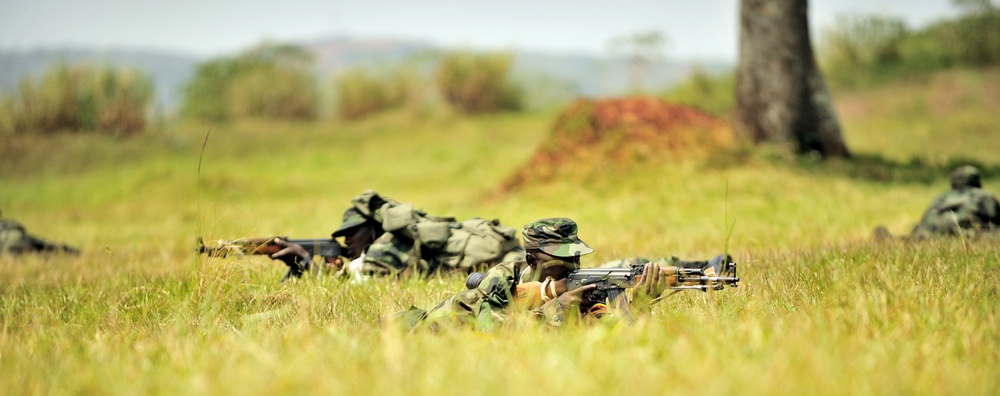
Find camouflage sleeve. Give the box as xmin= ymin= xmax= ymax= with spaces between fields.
xmin=529 ymin=299 xmax=570 ymax=327
xmin=474 ymin=263 xmax=518 ymax=308
xmin=419 ymin=262 xmax=518 ymax=330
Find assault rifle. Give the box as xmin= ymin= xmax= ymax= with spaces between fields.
xmin=465 ymin=255 xmax=739 ymax=324
xmin=566 ymin=256 xmax=739 ymax=323
xmin=196 ymin=236 xmax=345 ymax=281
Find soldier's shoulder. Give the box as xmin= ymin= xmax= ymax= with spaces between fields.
xmin=490 ymin=259 xmax=524 ymax=274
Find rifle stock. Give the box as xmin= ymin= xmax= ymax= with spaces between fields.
xmin=196 ymin=236 xmax=345 ymax=259
xmin=196 ymin=236 xmax=346 ymax=281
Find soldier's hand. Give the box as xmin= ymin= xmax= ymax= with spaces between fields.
xmin=634 ymin=262 xmax=667 ymax=304
xmin=707 ymin=254 xmax=734 ymax=276
xmin=555 ymin=283 xmax=595 ymax=306
xmin=269 ymin=238 xmax=310 ymax=267
xmin=326 ymin=257 xmax=345 ymax=272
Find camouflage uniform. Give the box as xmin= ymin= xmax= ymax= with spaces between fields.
xmin=0 ymin=214 xmax=78 ymax=255
xmin=392 ymin=218 xmax=598 ymax=330
xmin=911 ymin=166 xmax=1000 ymax=239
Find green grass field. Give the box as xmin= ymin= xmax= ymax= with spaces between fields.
xmin=2 ymin=67 xmax=999 ymax=395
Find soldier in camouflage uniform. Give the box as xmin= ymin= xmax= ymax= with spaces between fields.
xmin=910 ymin=165 xmax=1000 ymax=239
xmin=0 ymin=211 xmax=79 ymax=255
xmin=391 ymin=217 xmax=671 ymax=330
xmin=269 ymin=190 xmax=524 ymax=278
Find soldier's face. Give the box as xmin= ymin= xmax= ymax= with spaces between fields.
xmin=343 ymin=225 xmax=374 ymax=259
xmin=527 ymin=251 xmax=580 ymax=281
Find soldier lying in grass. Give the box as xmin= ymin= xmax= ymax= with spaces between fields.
xmin=390 ymin=217 xmax=737 ymax=331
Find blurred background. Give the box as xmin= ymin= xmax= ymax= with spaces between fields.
xmin=0 ymin=0 xmax=982 ymax=123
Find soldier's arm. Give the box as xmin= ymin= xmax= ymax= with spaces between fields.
xmin=527 ymin=280 xmax=595 ymax=327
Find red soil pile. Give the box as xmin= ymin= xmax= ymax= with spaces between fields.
xmin=503 ymin=96 xmax=733 ymax=190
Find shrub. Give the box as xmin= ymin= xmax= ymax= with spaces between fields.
xmin=661 ymin=67 xmax=735 ymax=118
xmin=818 ymin=3 xmax=1000 ymax=88
xmin=819 ymin=15 xmax=910 ymax=87
xmin=229 ymin=65 xmax=317 ymax=120
xmin=181 ymin=42 xmax=318 ymax=121
xmin=434 ymin=51 xmax=522 ymax=114
xmin=0 ymin=62 xmax=153 ymax=136
xmin=334 ymin=67 xmax=412 ymax=120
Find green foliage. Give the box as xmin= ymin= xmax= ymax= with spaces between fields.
xmin=181 ymin=42 xmax=318 ymax=122
xmin=229 ymin=65 xmax=317 ymax=120
xmin=0 ymin=62 xmax=153 ymax=136
xmin=819 ymin=15 xmax=909 ymax=86
xmin=180 ymin=58 xmax=238 ymax=122
xmin=819 ymin=4 xmax=1000 ymax=88
xmin=661 ymin=67 xmax=735 ymax=118
xmin=334 ymin=67 xmax=413 ymax=120
xmin=435 ymin=50 xmax=523 ymax=114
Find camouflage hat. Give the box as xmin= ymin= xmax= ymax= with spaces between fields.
xmin=951 ymin=165 xmax=982 ymax=189
xmin=521 ymin=217 xmax=594 ymax=258
xmin=331 ymin=207 xmax=370 ymax=238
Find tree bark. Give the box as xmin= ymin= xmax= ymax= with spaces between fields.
xmin=735 ymin=0 xmax=850 ymax=158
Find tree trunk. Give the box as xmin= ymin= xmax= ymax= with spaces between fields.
xmin=735 ymin=0 xmax=850 ymax=158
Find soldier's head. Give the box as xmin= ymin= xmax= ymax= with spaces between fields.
xmin=332 ymin=207 xmax=383 ymax=259
xmin=522 ymin=217 xmax=593 ymax=280
xmin=950 ymin=165 xmax=982 ymax=189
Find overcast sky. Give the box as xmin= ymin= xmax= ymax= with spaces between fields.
xmin=0 ymin=0 xmax=964 ymax=61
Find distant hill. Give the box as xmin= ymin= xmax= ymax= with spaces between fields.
xmin=0 ymin=37 xmax=733 ymax=113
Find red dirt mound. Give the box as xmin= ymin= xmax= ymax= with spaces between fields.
xmin=502 ymin=96 xmax=733 ymax=190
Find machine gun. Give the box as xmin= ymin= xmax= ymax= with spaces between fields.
xmin=196 ymin=236 xmax=345 ymax=281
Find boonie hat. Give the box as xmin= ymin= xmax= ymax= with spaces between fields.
xmin=331 ymin=207 xmax=370 ymax=238
xmin=521 ymin=217 xmax=594 ymax=258
xmin=950 ymin=165 xmax=982 ymax=189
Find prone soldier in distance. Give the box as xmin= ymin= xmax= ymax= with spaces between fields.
xmin=0 ymin=211 xmax=79 ymax=256
xmin=874 ymin=165 xmax=1000 ymax=241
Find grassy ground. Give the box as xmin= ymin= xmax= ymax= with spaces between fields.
xmin=1 ymin=68 xmax=999 ymax=395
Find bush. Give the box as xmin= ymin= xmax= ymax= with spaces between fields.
xmin=818 ymin=3 xmax=1000 ymax=88
xmin=819 ymin=15 xmax=910 ymax=87
xmin=661 ymin=67 xmax=735 ymax=118
xmin=229 ymin=65 xmax=317 ymax=120
xmin=181 ymin=42 xmax=318 ymax=121
xmin=435 ymin=51 xmax=522 ymax=114
xmin=0 ymin=62 xmax=153 ymax=136
xmin=334 ymin=67 xmax=413 ymax=120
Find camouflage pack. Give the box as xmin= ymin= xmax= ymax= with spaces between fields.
xmin=348 ymin=190 xmax=524 ymax=275
xmin=911 ymin=188 xmax=1000 ymax=238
